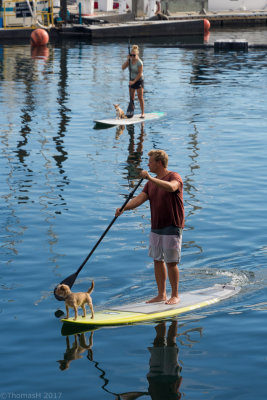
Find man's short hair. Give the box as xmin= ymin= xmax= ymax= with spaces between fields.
xmin=148 ymin=149 xmax=168 ymax=168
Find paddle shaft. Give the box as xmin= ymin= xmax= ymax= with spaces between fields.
xmin=128 ymin=40 xmax=131 ymax=85
xmin=126 ymin=40 xmax=135 ymax=118
xmin=75 ymin=178 xmax=144 ymax=275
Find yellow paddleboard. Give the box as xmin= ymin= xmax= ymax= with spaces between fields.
xmin=61 ymin=284 xmax=240 ymax=327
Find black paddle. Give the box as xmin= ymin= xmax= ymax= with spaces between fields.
xmin=126 ymin=40 xmax=135 ymax=118
xmin=54 ymin=178 xmax=144 ymax=301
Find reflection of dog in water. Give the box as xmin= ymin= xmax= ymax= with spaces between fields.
xmin=116 ymin=125 xmax=125 ymax=139
xmin=55 ymin=281 xmax=94 ymax=320
xmin=57 ymin=333 xmax=94 ymax=370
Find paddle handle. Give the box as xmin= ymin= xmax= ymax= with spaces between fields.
xmin=76 ymin=178 xmax=144 ymax=274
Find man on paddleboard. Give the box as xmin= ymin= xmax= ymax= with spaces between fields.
xmin=115 ymin=149 xmax=184 ymax=305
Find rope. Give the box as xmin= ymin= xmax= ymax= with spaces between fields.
xmin=26 ymin=0 xmax=52 ymax=29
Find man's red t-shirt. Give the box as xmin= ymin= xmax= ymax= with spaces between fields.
xmin=142 ymin=171 xmax=185 ymax=230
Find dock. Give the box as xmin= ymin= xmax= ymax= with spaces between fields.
xmin=1 ymin=8 xmax=267 ymax=42
xmin=168 ymin=10 xmax=267 ymax=26
xmin=58 ymin=19 xmax=205 ymax=39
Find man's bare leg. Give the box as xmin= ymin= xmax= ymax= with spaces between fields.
xmin=166 ymin=262 xmax=180 ymax=304
xmin=146 ymin=260 xmax=167 ymax=303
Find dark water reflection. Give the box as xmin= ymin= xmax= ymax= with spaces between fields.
xmin=54 ymin=45 xmax=70 ymax=178
xmin=125 ymin=124 xmax=145 ymax=181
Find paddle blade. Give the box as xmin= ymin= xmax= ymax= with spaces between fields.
xmin=54 ymin=271 xmax=78 ymax=301
xmin=126 ymin=99 xmax=134 ymax=118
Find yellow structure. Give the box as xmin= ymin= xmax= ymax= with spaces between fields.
xmin=1 ymin=0 xmax=53 ymax=28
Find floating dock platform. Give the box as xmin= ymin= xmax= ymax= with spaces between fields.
xmin=1 ymin=9 xmax=267 ymax=42
xmin=58 ymin=19 xmax=205 ymax=39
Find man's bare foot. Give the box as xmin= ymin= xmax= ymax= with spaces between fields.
xmin=146 ymin=295 xmax=167 ymax=303
xmin=165 ymin=296 xmax=180 ymax=305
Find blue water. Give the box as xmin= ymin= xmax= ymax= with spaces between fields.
xmin=1 ymin=30 xmax=267 ymax=399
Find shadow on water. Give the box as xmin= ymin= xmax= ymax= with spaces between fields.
xmin=58 ymin=320 xmax=203 ymax=399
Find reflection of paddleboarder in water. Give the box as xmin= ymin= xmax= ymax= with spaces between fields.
xmin=122 ymin=44 xmax=145 ymax=118
xmin=147 ymin=321 xmax=182 ymax=400
xmin=87 ymin=321 xmax=182 ymax=400
xmin=112 ymin=321 xmax=182 ymax=400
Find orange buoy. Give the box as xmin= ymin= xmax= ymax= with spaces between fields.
xmin=30 ymin=29 xmax=49 ymax=47
xmin=203 ymin=19 xmax=210 ymax=34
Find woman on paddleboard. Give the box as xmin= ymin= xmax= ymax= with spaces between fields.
xmin=122 ymin=44 xmax=145 ymax=118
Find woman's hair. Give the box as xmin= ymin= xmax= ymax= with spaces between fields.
xmin=131 ymin=45 xmax=139 ymax=54
xmin=148 ymin=150 xmax=168 ymax=168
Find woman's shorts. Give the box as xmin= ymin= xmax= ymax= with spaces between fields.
xmin=130 ymin=79 xmax=144 ymax=90
xmin=148 ymin=226 xmax=183 ymax=264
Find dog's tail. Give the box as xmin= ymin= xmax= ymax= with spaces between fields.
xmin=87 ymin=280 xmax=94 ymax=294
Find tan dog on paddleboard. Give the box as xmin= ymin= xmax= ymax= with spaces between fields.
xmin=114 ymin=104 xmax=127 ymax=119
xmin=55 ymin=281 xmax=94 ymax=320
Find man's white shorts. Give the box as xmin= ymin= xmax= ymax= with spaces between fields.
xmin=148 ymin=226 xmax=183 ymax=264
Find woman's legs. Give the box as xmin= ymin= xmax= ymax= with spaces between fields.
xmin=137 ymin=87 xmax=144 ymax=116
xmin=129 ymin=85 xmax=144 ymax=116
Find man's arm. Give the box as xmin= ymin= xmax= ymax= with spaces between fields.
xmin=115 ymin=191 xmax=148 ymax=217
xmin=141 ymin=170 xmax=180 ymax=192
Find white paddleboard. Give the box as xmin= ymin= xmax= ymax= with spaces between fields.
xmin=61 ymin=284 xmax=240 ymax=327
xmin=94 ymin=111 xmax=165 ymax=127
